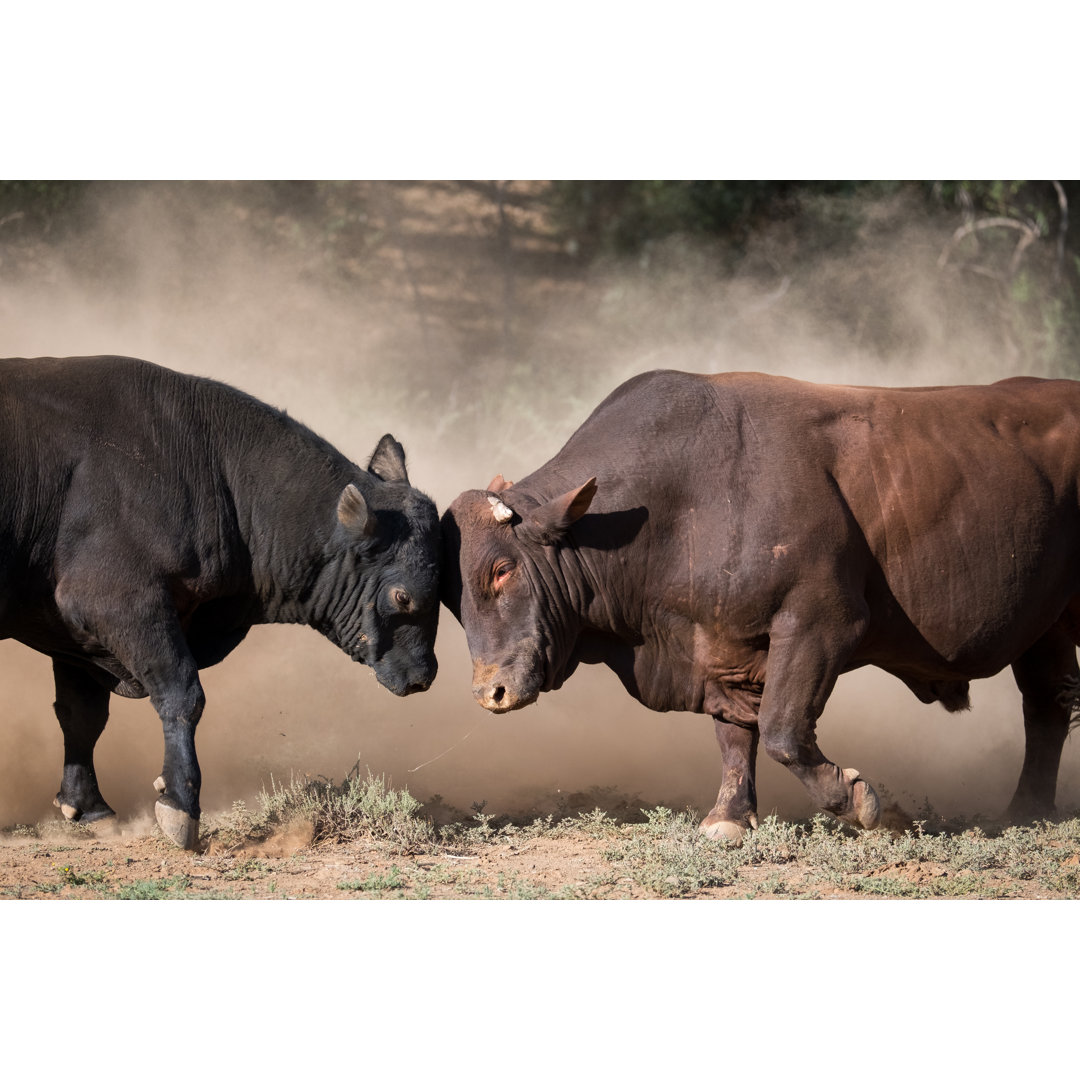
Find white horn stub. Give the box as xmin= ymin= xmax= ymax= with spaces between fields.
xmin=487 ymin=495 xmax=514 ymax=523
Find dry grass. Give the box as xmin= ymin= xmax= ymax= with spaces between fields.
xmin=5 ymin=764 xmax=1079 ymax=899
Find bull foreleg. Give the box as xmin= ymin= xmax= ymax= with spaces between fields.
xmin=1006 ymin=625 xmax=1077 ymax=822
xmin=701 ymin=717 xmax=759 ymax=843
xmin=756 ymin=604 xmax=881 ymax=830
xmin=52 ymin=659 xmax=116 ymax=823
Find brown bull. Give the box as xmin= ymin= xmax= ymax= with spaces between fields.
xmin=441 ymin=369 xmax=1080 ymax=839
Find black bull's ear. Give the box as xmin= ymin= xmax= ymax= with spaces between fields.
xmin=337 ymin=483 xmax=376 ymax=538
xmin=368 ymin=434 xmax=409 ymax=484
xmin=525 ymin=478 xmax=598 ymax=545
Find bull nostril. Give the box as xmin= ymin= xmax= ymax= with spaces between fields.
xmin=491 ymin=685 xmax=506 ymax=705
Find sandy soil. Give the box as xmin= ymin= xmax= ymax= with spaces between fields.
xmin=4 ymin=801 xmax=1077 ymax=900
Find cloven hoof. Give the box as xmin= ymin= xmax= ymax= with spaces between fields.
xmin=842 ymin=767 xmax=882 ymax=830
xmin=155 ymin=801 xmax=199 ymax=850
xmin=700 ymin=812 xmax=758 ymax=846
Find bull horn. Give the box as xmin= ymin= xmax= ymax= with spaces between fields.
xmin=487 ymin=495 xmax=514 ymax=523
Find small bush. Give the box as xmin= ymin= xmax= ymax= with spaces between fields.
xmin=255 ymin=762 xmax=437 ymax=854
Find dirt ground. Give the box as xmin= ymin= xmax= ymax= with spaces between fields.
xmin=0 ymin=813 xmax=651 ymax=900
xmin=4 ymin=799 xmax=1078 ymax=900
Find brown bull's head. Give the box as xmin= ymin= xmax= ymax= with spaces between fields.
xmin=440 ymin=476 xmax=597 ymax=712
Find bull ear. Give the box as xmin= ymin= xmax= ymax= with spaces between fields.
xmin=527 ymin=478 xmax=597 ymax=545
xmin=337 ymin=483 xmax=376 ymax=538
xmin=368 ymin=434 xmax=409 ymax=484
xmin=487 ymin=474 xmax=513 ymax=493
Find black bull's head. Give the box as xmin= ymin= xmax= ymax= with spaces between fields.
xmin=318 ymin=436 xmax=440 ymax=696
xmin=440 ymin=476 xmax=598 ymax=712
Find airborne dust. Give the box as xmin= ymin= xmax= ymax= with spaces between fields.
xmin=1 ymin=180 xmax=1077 ymax=830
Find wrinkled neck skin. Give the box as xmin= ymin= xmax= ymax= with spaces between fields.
xmin=523 ymin=483 xmax=648 ymax=688
xmin=515 ymin=530 xmax=598 ymax=692
xmin=225 ymin=439 xmax=360 ymax=628
xmin=213 ymin=406 xmax=405 ymax=661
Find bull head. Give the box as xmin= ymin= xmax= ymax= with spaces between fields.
xmin=442 ymin=477 xmax=599 ymax=713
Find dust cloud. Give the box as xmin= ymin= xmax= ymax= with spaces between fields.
xmin=1 ymin=181 xmax=1077 ymax=830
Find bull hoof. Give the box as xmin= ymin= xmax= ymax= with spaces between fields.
xmin=841 ymin=768 xmax=881 ymax=830
xmin=54 ymin=795 xmax=117 ymax=824
xmin=700 ymin=812 xmax=758 ymax=846
xmin=155 ymin=800 xmax=199 ymax=850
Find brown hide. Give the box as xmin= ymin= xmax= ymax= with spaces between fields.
xmin=442 ymin=369 xmax=1080 ymax=831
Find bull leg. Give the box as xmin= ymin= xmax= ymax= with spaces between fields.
xmin=700 ymin=718 xmax=759 ymax=843
xmin=52 ymin=659 xmax=115 ymax=823
xmin=146 ymin=646 xmax=206 ymax=851
xmin=90 ymin=610 xmax=205 ymax=848
xmin=1006 ymin=626 xmax=1077 ymax=821
xmin=756 ymin=607 xmax=881 ymax=829
xmin=56 ymin=560 xmax=208 ymax=848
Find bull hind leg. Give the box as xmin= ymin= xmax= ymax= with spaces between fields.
xmin=146 ymin=645 xmax=206 ymax=851
xmin=1006 ymin=625 xmax=1077 ymax=822
xmin=701 ymin=718 xmax=760 ymax=843
xmin=59 ymin=581 xmax=207 ymax=849
xmin=52 ymin=659 xmax=116 ymax=823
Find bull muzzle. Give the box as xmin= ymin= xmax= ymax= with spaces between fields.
xmin=471 ymin=660 xmax=537 ymax=713
xmin=374 ymin=657 xmax=438 ymax=697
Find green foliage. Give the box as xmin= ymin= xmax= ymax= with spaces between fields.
xmin=56 ymin=864 xmax=106 ymax=888
xmin=930 ymin=180 xmax=1072 ymax=233
xmin=337 ymin=865 xmax=408 ymax=893
xmin=549 ymin=180 xmax=905 ymax=256
xmin=222 ymin=858 xmax=270 ymax=881
xmin=596 ymin=809 xmax=1080 ymax=899
xmin=110 ymin=875 xmax=198 ymax=900
xmin=602 ymin=805 xmax=745 ymax=897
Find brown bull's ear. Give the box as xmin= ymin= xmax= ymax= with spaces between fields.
xmin=527 ymin=478 xmax=597 ymax=545
xmin=368 ymin=434 xmax=409 ymax=484
xmin=487 ymin=474 xmax=513 ymax=492
xmin=337 ymin=483 xmax=376 ymax=538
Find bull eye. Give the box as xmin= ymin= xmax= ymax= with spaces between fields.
xmin=492 ymin=561 xmax=514 ymax=592
xmin=392 ymin=587 xmax=412 ymax=611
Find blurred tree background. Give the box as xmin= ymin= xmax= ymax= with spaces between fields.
xmin=548 ymin=180 xmax=1080 ymax=372
xmin=2 ymin=180 xmax=1077 ymax=385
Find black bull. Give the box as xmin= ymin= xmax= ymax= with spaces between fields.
xmin=442 ymin=369 xmax=1080 ymax=838
xmin=0 ymin=355 xmax=439 ymax=848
